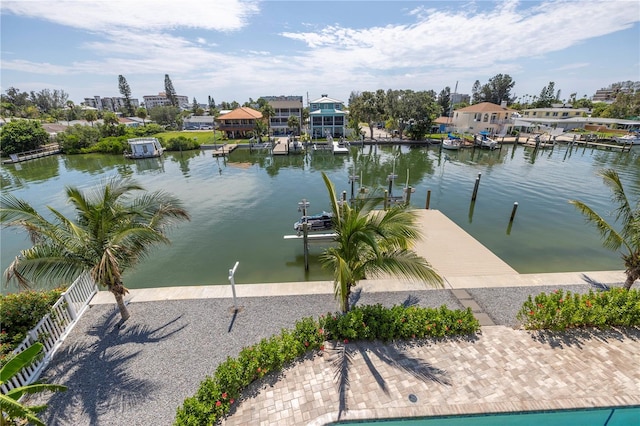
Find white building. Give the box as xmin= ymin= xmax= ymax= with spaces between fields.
xmin=143 ymin=93 xmax=190 ymax=110
xmin=82 ymin=96 xmax=140 ymax=113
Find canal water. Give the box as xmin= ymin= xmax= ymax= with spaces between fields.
xmin=1 ymin=143 xmax=638 ymax=291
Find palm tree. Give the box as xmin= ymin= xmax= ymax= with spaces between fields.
xmin=569 ymin=169 xmax=639 ymax=289
xmin=319 ymin=172 xmax=443 ymax=312
xmin=260 ymin=103 xmax=275 ymax=137
xmin=1 ymin=178 xmax=190 ymax=321
xmin=0 ymin=343 xmax=66 ymax=426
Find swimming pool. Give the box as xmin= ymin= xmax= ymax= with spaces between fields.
xmin=331 ymin=406 xmax=640 ymax=425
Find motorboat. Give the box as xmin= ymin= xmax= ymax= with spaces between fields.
xmin=476 ymin=132 xmax=498 ymax=150
xmin=613 ymin=133 xmax=640 ymax=145
xmin=442 ymin=134 xmax=463 ymax=150
xmin=294 ymin=211 xmax=334 ymax=233
xmin=124 ymin=138 xmax=164 ymax=159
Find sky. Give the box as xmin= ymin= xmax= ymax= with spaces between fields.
xmin=1 ymin=0 xmax=639 ymax=107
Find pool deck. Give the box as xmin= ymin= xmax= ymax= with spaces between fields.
xmin=81 ymin=209 xmax=640 ymax=425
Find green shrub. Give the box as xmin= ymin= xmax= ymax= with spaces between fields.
xmin=175 ymin=305 xmax=478 ymax=425
xmin=319 ymin=304 xmax=479 ymax=341
xmin=517 ymin=288 xmax=640 ymax=330
xmin=0 ymin=288 xmax=65 ymax=365
xmin=81 ymin=136 xmax=128 ymax=154
xmin=163 ymin=136 xmax=200 ymax=151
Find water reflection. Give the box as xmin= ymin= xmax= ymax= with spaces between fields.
xmin=1 ymin=144 xmax=638 ymax=291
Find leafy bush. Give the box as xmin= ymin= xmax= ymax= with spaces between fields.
xmin=0 ymin=120 xmax=50 ymax=155
xmin=80 ymin=136 xmax=128 ymax=154
xmin=175 ymin=305 xmax=478 ymax=425
xmin=319 ymin=304 xmax=479 ymax=341
xmin=517 ymin=288 xmax=640 ymax=330
xmin=163 ymin=136 xmax=200 ymax=151
xmin=0 ymin=288 xmax=65 ymax=365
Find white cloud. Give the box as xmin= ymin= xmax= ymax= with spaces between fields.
xmin=1 ymin=0 xmax=259 ymax=32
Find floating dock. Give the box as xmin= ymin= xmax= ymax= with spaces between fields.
xmin=2 ymin=144 xmax=61 ymax=164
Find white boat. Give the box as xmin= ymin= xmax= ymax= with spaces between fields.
xmin=332 ymin=141 xmax=349 ymax=154
xmin=125 ymin=138 xmax=164 ymax=159
xmin=442 ymin=134 xmax=463 ymax=150
xmin=613 ymin=133 xmax=640 ymax=145
xmin=476 ymin=132 xmax=498 ymax=150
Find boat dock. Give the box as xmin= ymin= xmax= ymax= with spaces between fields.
xmin=2 ymin=144 xmax=61 ymax=164
xmin=211 ymin=144 xmax=237 ymax=156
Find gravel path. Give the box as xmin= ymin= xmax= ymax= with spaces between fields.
xmin=31 ymin=283 xmax=620 ymax=425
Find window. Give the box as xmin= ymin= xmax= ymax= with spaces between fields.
xmin=562 ymin=112 xmax=568 ymax=117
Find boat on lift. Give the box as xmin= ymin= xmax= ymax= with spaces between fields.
xmin=294 ymin=211 xmax=334 ymax=233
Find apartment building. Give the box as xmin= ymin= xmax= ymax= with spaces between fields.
xmin=82 ymin=96 xmax=140 ymax=113
xmin=261 ymin=95 xmax=303 ymax=136
xmin=142 ymin=92 xmax=190 ymax=109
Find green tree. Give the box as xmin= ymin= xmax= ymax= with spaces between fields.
xmin=0 ymin=343 xmax=66 ymax=426
xmin=136 ymin=107 xmax=148 ymax=126
xmin=101 ymin=111 xmax=120 ymax=136
xmin=349 ymin=90 xmax=386 ymax=140
xmin=533 ymin=81 xmax=559 ymax=108
xmin=164 ymin=74 xmax=179 ymax=108
xmin=149 ymin=106 xmax=180 ymax=128
xmin=257 ymin=99 xmax=275 ymax=136
xmin=83 ymin=109 xmax=98 ymax=127
xmin=0 ymin=120 xmax=49 ymax=155
xmin=118 ymin=75 xmax=135 ymax=116
xmin=475 ymin=74 xmax=516 ymax=105
xmin=0 ymin=178 xmax=190 ymax=321
xmin=287 ymin=115 xmax=300 ymax=136
xmin=437 ymin=86 xmax=451 ymax=117
xmin=319 ymin=173 xmax=443 ymax=312
xmin=569 ymin=169 xmax=639 ymax=290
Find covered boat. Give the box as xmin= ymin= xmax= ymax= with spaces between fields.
xmin=125 ymin=138 xmax=164 ymax=159
xmin=442 ymin=133 xmax=463 ymax=150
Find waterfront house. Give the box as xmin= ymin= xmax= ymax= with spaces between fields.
xmin=216 ymin=107 xmax=263 ymax=139
xmin=262 ymin=96 xmax=304 ymax=136
xmin=309 ymin=95 xmax=347 ymax=139
xmin=452 ymin=102 xmax=516 ymax=136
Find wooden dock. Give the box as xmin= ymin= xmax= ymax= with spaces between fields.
xmin=2 ymin=144 xmax=61 ymax=164
xmin=211 ymin=144 xmax=237 ymax=156
xmin=572 ymin=140 xmax=633 ymax=152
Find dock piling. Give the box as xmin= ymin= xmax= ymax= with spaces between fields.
xmin=426 ymin=189 xmax=431 ymax=209
xmin=471 ymin=173 xmax=482 ymax=202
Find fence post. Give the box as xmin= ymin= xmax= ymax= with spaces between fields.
xmin=63 ymin=292 xmax=77 ymax=321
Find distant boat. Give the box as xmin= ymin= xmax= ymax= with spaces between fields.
xmin=476 ymin=132 xmax=498 ymax=150
xmin=613 ymin=133 xmax=640 ymax=145
xmin=332 ymin=141 xmax=349 ymax=154
xmin=442 ymin=134 xmax=463 ymax=150
xmin=125 ymin=138 xmax=164 ymax=159
xmin=294 ymin=211 xmax=334 ymax=233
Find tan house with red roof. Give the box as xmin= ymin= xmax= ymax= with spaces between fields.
xmin=216 ymin=107 xmax=263 ymax=139
xmin=452 ymin=102 xmax=517 ymax=136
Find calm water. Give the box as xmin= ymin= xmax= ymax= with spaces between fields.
xmin=1 ymin=143 xmax=638 ymax=291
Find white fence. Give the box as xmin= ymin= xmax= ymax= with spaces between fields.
xmin=1 ymin=273 xmax=98 ymax=393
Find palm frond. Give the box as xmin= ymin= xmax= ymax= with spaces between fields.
xmin=569 ymin=199 xmax=628 ymax=252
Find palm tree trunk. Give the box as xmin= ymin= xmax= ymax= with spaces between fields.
xmin=110 ymin=281 xmax=130 ymax=321
xmin=624 ymin=273 xmax=637 ymax=290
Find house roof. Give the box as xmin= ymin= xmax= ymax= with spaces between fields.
xmin=309 ymin=95 xmax=344 ymax=104
xmin=456 ymin=102 xmax=516 ymax=113
xmin=218 ymin=107 xmax=262 ymax=120
xmin=434 ymin=116 xmax=452 ymax=125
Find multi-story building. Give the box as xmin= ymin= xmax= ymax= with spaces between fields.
xmin=82 ymin=96 xmax=140 ymax=113
xmin=142 ymin=92 xmax=190 ymax=109
xmin=216 ymin=107 xmax=263 ymax=139
xmin=591 ymin=81 xmax=640 ymax=103
xmin=452 ymin=102 xmax=516 ymax=136
xmin=308 ymin=94 xmax=346 ymax=139
xmin=261 ymin=96 xmax=303 ymax=136
xmin=521 ymin=107 xmax=586 ymax=120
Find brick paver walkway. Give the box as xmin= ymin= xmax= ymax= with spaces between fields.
xmin=222 ymin=326 xmax=640 ymax=425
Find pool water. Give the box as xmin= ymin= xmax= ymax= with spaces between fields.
xmin=332 ymin=406 xmax=640 ymax=425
